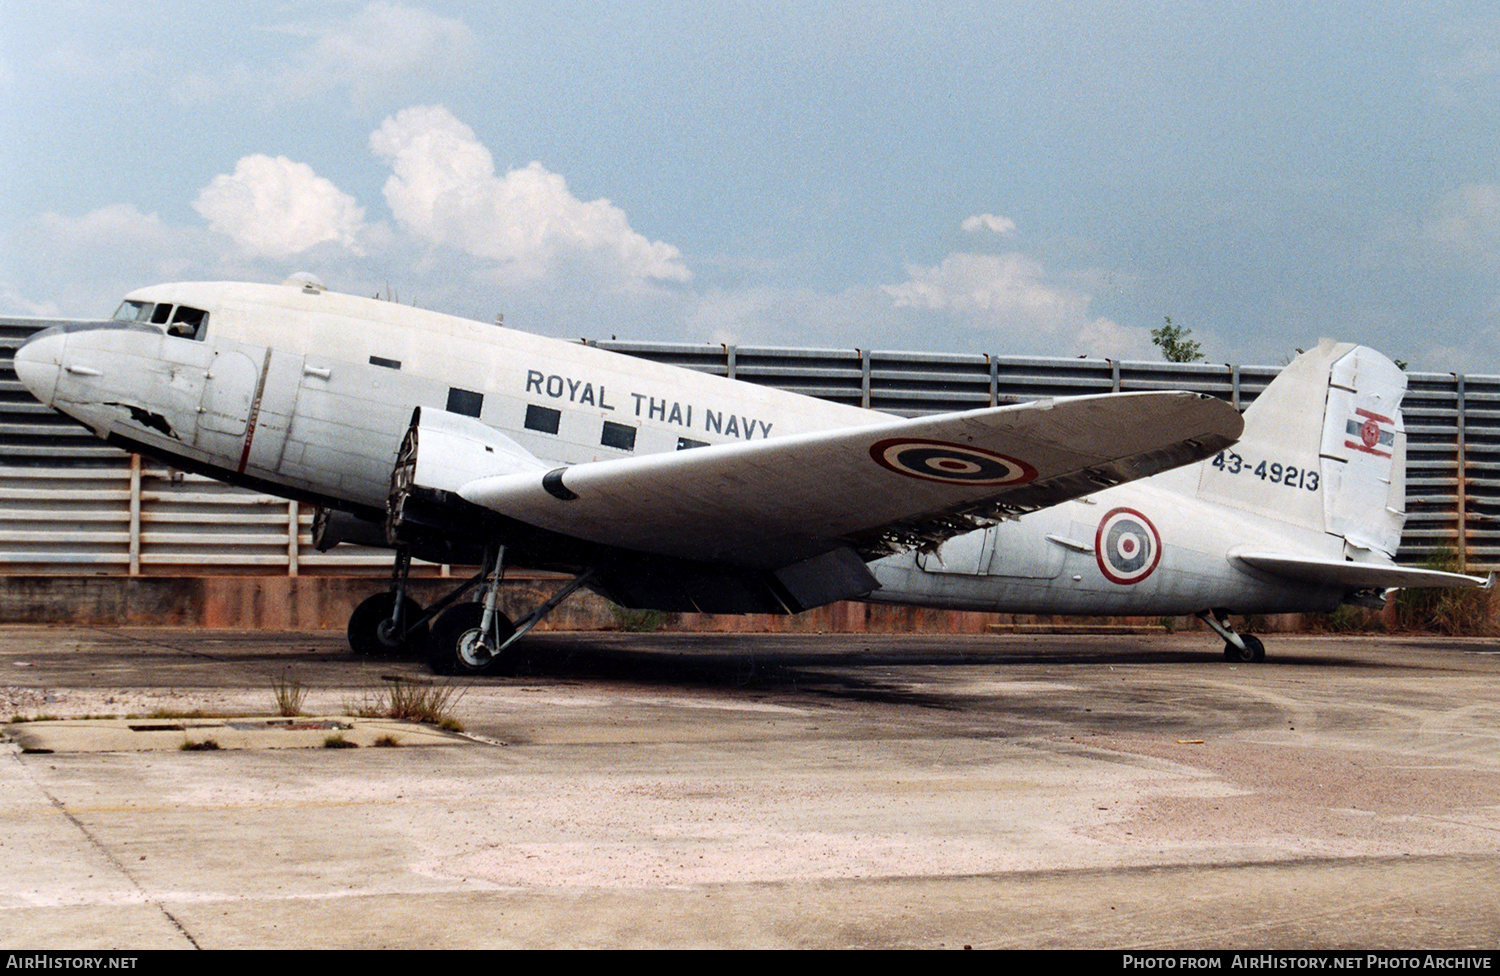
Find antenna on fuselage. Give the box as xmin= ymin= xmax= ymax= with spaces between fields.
xmin=282 ymin=272 xmax=326 ymax=295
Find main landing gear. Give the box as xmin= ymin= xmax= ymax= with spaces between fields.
xmin=347 ymin=549 xmax=430 ymax=658
xmin=345 ymin=543 xmax=593 ymax=677
xmin=1197 ymin=609 xmax=1266 ymax=663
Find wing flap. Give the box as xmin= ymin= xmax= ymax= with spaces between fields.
xmin=1233 ymin=551 xmax=1492 ymax=590
xmin=461 ymin=391 xmax=1242 ymax=568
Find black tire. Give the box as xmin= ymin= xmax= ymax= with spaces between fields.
xmin=348 ymin=592 xmax=429 ymax=658
xmin=1242 ymin=633 xmax=1266 ymax=662
xmin=1223 ymin=634 xmax=1266 ymax=663
xmin=426 ymin=602 xmax=518 ymax=676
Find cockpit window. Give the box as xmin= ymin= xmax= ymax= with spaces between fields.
xmin=113 ymin=300 xmax=154 ymax=322
xmin=167 ymin=306 xmax=209 ymax=341
xmin=150 ymin=304 xmax=173 ymax=325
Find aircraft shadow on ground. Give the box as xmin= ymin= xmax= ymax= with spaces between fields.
xmin=488 ymin=634 xmax=1400 ymax=698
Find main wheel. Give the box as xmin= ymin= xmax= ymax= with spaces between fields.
xmin=348 ymin=592 xmax=429 ymax=658
xmin=426 ymin=602 xmax=518 ymax=676
xmin=1242 ymin=633 xmax=1266 ymax=662
xmin=1223 ymin=634 xmax=1266 ymax=663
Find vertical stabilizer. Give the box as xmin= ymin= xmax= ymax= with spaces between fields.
xmin=1195 ymin=340 xmax=1408 ymax=558
xmin=1197 ymin=340 xmax=1349 ymax=534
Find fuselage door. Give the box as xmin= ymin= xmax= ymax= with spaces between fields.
xmin=987 ymin=516 xmax=1067 ymax=579
xmin=195 ymin=345 xmax=263 ymax=466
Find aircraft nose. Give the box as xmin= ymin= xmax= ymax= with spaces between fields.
xmin=13 ymin=330 xmax=64 ymax=406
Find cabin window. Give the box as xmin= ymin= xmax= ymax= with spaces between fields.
xmin=446 ymin=388 xmax=484 ymax=418
xmin=369 ymin=356 xmax=402 ymax=370
xmin=601 ymin=421 xmax=637 ymax=451
xmin=525 ymin=404 xmax=561 ymax=434
xmin=677 ymin=437 xmax=708 ymax=451
xmin=167 ymin=306 xmax=208 ymax=341
xmin=113 ymin=301 xmax=154 ymax=323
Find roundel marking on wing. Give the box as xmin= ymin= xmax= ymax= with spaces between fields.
xmin=1094 ymin=507 xmax=1162 ymax=585
xmin=869 ymin=438 xmax=1038 ymax=486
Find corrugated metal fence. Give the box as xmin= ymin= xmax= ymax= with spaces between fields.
xmin=1 ymin=318 xmax=1492 ymax=574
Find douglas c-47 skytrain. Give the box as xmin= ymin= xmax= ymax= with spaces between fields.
xmin=12 ymin=274 xmax=1488 ymax=673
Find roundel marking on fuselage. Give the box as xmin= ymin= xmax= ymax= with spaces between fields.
xmin=1094 ymin=506 xmax=1162 ymax=585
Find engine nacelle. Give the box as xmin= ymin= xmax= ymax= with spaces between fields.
xmin=386 ymin=407 xmax=547 ymax=558
xmin=310 ymin=507 xmax=390 ymax=551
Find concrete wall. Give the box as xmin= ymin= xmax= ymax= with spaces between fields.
xmin=0 ymin=574 xmax=1199 ymax=634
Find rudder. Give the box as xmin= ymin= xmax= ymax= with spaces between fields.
xmin=1196 ymin=340 xmax=1408 ymax=558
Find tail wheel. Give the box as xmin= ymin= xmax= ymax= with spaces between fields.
xmin=427 ymin=602 xmax=518 ymax=676
xmin=1223 ymin=634 xmax=1266 ymax=663
xmin=348 ymin=592 xmax=429 ymax=659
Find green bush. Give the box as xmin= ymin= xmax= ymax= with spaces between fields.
xmin=1393 ymin=549 xmax=1494 ymax=636
xmin=610 ymin=605 xmax=670 ymax=632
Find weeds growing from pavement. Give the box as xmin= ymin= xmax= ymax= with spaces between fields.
xmin=271 ymin=671 xmax=308 ymax=717
xmin=348 ymin=678 xmax=465 ymax=731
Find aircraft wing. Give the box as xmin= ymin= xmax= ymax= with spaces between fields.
xmin=1232 ymin=551 xmax=1492 ymax=589
xmin=459 ymin=391 xmax=1241 ymax=569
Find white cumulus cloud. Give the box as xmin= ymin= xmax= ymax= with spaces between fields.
xmin=370 ymin=105 xmax=691 ymax=285
xmin=6 ymin=205 xmax=216 ymax=316
xmin=884 ymin=251 xmax=1154 ymax=358
xmin=277 ymin=2 xmax=478 ymax=108
xmin=194 ymin=155 xmax=368 ymax=258
xmin=172 ymin=3 xmax=478 ymax=110
xmin=960 ymin=213 xmax=1017 ymax=236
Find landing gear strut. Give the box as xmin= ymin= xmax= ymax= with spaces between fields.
xmin=347 ymin=548 xmax=429 ymax=658
xmin=425 ymin=544 xmax=595 ymax=676
xmin=1198 ymin=609 xmax=1266 ymax=663
xmin=348 ymin=548 xmax=494 ymax=660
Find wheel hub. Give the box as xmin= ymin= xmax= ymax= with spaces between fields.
xmin=375 ymin=618 xmax=403 ymax=648
xmin=456 ymin=629 xmax=493 ymax=668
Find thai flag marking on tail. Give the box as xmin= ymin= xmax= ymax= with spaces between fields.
xmin=1345 ymin=407 xmax=1394 ymax=458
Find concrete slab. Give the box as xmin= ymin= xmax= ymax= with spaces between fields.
xmin=1 ymin=627 xmax=1499 ymax=948
xmin=6 ymin=716 xmax=467 ymax=753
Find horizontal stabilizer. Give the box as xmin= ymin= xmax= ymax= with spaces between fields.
xmin=460 ymin=391 xmax=1242 ymax=569
xmin=1233 ymin=551 xmax=1492 ymax=590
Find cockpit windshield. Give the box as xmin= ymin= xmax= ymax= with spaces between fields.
xmin=113 ymin=300 xmax=154 ymax=322
xmin=110 ymin=300 xmax=209 ymax=340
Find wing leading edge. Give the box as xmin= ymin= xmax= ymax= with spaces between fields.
xmin=459 ymin=391 xmax=1243 ymax=569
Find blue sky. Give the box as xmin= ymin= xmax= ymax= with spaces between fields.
xmin=3 ymin=1 xmax=1500 ymax=370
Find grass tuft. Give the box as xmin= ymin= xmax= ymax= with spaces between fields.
xmin=349 ymin=678 xmax=465 ymax=730
xmin=271 ymin=671 xmax=308 ymax=717
xmin=372 ymin=734 xmax=401 ymax=748
xmin=323 ymin=734 xmax=358 ymax=749
xmin=180 ymin=738 xmax=220 ymax=751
